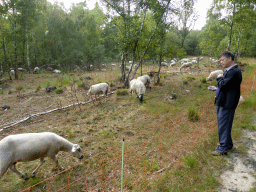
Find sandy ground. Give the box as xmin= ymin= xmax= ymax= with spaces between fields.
xmin=218 ymin=131 xmax=256 ymax=191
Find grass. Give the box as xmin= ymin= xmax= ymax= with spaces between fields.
xmin=0 ymin=60 xmax=255 ymax=191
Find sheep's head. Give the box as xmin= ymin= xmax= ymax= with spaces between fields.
xmin=138 ymin=94 xmax=143 ymax=103
xmin=71 ymin=144 xmax=83 ymax=160
xmin=86 ymin=88 xmax=92 ymax=97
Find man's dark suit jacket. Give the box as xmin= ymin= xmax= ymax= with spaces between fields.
xmin=215 ymin=64 xmax=242 ymax=109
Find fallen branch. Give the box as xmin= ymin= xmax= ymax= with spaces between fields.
xmin=0 ymin=91 xmax=115 ymax=132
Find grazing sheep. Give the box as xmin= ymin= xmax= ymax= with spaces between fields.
xmin=170 ymin=63 xmax=176 ymax=67
xmin=53 ymin=69 xmax=61 ymax=74
xmin=199 ymin=57 xmax=203 ymax=61
xmin=191 ymin=59 xmax=197 ymax=64
xmin=10 ymin=69 xmax=15 ymax=75
xmin=129 ymin=79 xmax=146 ymax=103
xmin=179 ymin=58 xmax=190 ymax=64
xmin=111 ymin=64 xmax=116 ymax=67
xmin=206 ymin=70 xmax=223 ymax=81
xmin=179 ymin=62 xmax=192 ymax=71
xmin=0 ymin=132 xmax=83 ymax=180
xmin=87 ymin=83 xmax=109 ymax=102
xmin=137 ymin=75 xmax=151 ymax=90
xmin=119 ymin=65 xmax=130 ymax=71
xmin=34 ymin=67 xmax=40 ymax=73
xmin=18 ymin=68 xmax=26 ymax=72
xmin=161 ymin=62 xmax=169 ymax=67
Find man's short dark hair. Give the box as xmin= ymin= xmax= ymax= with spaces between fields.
xmin=219 ymin=51 xmax=234 ymax=61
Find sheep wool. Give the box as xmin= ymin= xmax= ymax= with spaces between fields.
xmin=0 ymin=132 xmax=83 ymax=180
xmin=206 ymin=70 xmax=224 ymax=81
xmin=87 ymin=83 xmax=109 ymax=101
xmin=129 ymin=79 xmax=146 ymax=103
xmin=137 ymin=75 xmax=151 ymax=90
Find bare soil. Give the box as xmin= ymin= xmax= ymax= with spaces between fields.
xmin=218 ymin=122 xmax=256 ymax=191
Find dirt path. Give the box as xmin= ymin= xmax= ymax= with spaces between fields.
xmin=218 ymin=130 xmax=256 ymax=191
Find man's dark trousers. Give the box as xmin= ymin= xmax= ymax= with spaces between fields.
xmin=216 ymin=106 xmax=236 ymax=153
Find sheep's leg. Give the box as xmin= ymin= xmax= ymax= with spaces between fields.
xmin=90 ymin=95 xmax=95 ymax=105
xmin=31 ymin=158 xmax=45 ymax=177
xmin=0 ymin=162 xmax=9 ymax=178
xmin=10 ymin=164 xmax=28 ymax=180
xmin=50 ymin=156 xmax=63 ymax=170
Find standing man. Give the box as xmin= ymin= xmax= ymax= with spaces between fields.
xmin=212 ymin=51 xmax=242 ymax=156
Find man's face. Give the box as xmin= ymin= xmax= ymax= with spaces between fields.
xmin=219 ymin=56 xmax=232 ymax=68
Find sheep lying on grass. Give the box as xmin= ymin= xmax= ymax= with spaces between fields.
xmin=206 ymin=70 xmax=223 ymax=81
xmin=129 ymin=79 xmax=146 ymax=103
xmin=0 ymin=132 xmax=83 ymax=180
xmin=179 ymin=62 xmax=192 ymax=71
xmin=87 ymin=83 xmax=109 ymax=102
xmin=137 ymin=75 xmax=151 ymax=90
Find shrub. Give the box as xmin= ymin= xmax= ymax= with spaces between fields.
xmin=0 ymin=89 xmax=3 ymax=94
xmin=116 ymin=89 xmax=129 ymax=95
xmin=200 ymin=77 xmax=207 ymax=83
xmin=183 ymin=155 xmax=197 ymax=168
xmin=54 ymin=87 xmax=64 ymax=94
xmin=186 ymin=76 xmax=196 ymax=81
xmin=183 ymin=80 xmax=188 ymax=85
xmin=16 ymin=85 xmax=24 ymax=97
xmin=187 ymin=106 xmax=200 ymax=122
xmin=36 ymin=85 xmax=41 ymax=92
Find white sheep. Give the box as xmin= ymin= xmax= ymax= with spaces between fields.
xmin=34 ymin=67 xmax=40 ymax=73
xmin=129 ymin=79 xmax=146 ymax=103
xmin=10 ymin=69 xmax=15 ymax=75
xmin=119 ymin=64 xmax=130 ymax=71
xmin=137 ymin=75 xmax=151 ymax=90
xmin=0 ymin=132 xmax=83 ymax=180
xmin=206 ymin=70 xmax=223 ymax=81
xmin=170 ymin=63 xmax=176 ymax=67
xmin=53 ymin=69 xmax=61 ymax=74
xmin=18 ymin=68 xmax=26 ymax=72
xmin=191 ymin=59 xmax=197 ymax=64
xmin=179 ymin=62 xmax=192 ymax=71
xmin=87 ymin=83 xmax=109 ymax=102
xmin=161 ymin=62 xmax=169 ymax=67
xmin=179 ymin=58 xmax=190 ymax=64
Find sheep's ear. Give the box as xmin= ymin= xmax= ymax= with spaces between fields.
xmin=72 ymin=144 xmax=80 ymax=153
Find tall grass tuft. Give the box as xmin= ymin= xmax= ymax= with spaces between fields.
xmin=116 ymin=89 xmax=129 ymax=95
xmin=187 ymin=106 xmax=200 ymax=122
xmin=200 ymin=77 xmax=207 ymax=83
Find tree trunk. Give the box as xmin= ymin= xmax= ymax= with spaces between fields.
xmin=124 ymin=9 xmax=147 ymax=87
xmin=130 ymin=29 xmax=156 ymax=81
xmin=120 ymin=52 xmax=126 ymax=81
xmin=26 ymin=28 xmax=31 ymax=73
xmin=13 ymin=7 xmax=18 ymax=80
xmin=0 ymin=25 xmax=12 ymax=80
xmin=227 ymin=1 xmax=236 ymax=51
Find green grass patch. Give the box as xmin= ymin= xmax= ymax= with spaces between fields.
xmin=54 ymin=87 xmax=64 ymax=94
xmin=187 ymin=106 xmax=200 ymax=122
xmin=116 ymin=89 xmax=129 ymax=95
